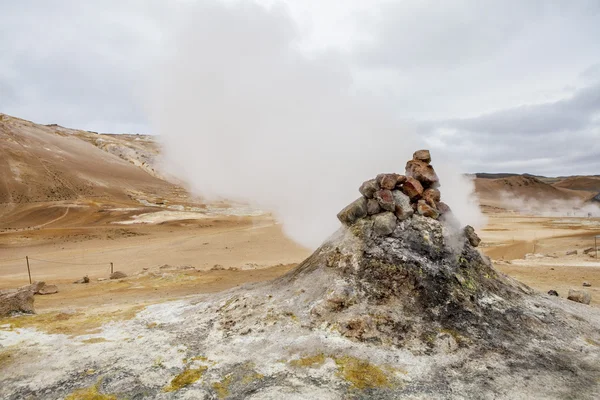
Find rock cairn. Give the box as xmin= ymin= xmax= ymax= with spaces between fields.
xmin=337 ymin=149 xmax=453 ymax=237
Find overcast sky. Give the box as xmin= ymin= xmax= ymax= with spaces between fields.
xmin=1 ymin=0 xmax=599 ymax=176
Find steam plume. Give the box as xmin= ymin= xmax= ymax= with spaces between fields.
xmin=149 ymin=1 xmax=484 ymax=248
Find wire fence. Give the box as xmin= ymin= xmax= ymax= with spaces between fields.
xmin=0 ymin=255 xmax=115 ymax=285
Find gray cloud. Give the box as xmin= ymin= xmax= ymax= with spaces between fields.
xmin=0 ymin=0 xmax=599 ymax=176
xmin=419 ymin=81 xmax=600 ymax=175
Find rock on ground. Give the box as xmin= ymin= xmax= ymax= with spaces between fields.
xmin=372 ymin=212 xmax=397 ymax=236
xmin=36 ymin=285 xmax=58 ymax=295
xmin=0 ymin=289 xmax=35 ymax=317
xmin=567 ymin=289 xmax=591 ymax=305
xmin=109 ymin=271 xmax=128 ymax=280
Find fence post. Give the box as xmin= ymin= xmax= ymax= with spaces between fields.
xmin=26 ymin=256 xmax=32 ymax=284
xmin=110 ymin=262 xmax=114 ymax=274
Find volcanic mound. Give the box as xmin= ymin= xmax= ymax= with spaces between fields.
xmin=1 ymin=151 xmax=600 ymax=399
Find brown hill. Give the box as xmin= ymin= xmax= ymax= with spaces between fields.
xmin=552 ymin=176 xmax=600 ymax=192
xmin=0 ymin=113 xmax=193 ymax=231
xmin=474 ymin=175 xmax=590 ymax=208
xmin=0 ymin=114 xmax=180 ymax=204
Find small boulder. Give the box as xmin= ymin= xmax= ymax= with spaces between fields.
xmin=358 ymin=179 xmax=379 ymax=199
xmin=372 ymin=212 xmax=397 ymax=236
xmin=583 ymin=247 xmax=594 ymax=254
xmin=566 ymin=250 xmax=577 ymax=256
xmin=401 ymin=177 xmax=424 ymax=200
xmin=417 ymin=200 xmax=439 ymax=219
xmin=375 ymin=189 xmax=395 ymax=212
xmin=376 ymin=173 xmax=401 ymax=190
xmin=567 ymin=289 xmax=591 ymax=305
xmin=464 ymin=225 xmax=481 ymax=247
xmin=405 ymin=160 xmax=439 ymax=186
xmin=413 ymin=149 xmax=431 ymax=164
xmin=436 ymin=201 xmax=451 ymax=214
xmin=583 ymin=282 xmax=592 ymax=287
xmin=37 ymin=284 xmax=58 ymax=295
xmin=337 ymin=197 xmax=368 ymax=225
xmin=422 ymin=188 xmax=441 ymax=207
xmin=392 ymin=190 xmax=413 ymax=220
xmin=20 ymin=281 xmax=46 ymax=294
xmin=73 ymin=276 xmax=90 ymax=284
xmin=366 ymin=198 xmax=382 ymax=215
xmin=110 ymin=271 xmax=127 ymax=280
xmin=0 ymin=289 xmax=35 ymax=317
xmin=547 ymin=290 xmax=559 ymax=297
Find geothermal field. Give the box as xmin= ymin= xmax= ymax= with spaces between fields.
xmin=1 ymin=113 xmax=599 ymax=399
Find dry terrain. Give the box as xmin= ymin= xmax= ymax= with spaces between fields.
xmin=1 ymin=113 xmax=599 ymax=313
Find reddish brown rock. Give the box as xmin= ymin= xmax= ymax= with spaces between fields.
xmin=359 ymin=179 xmax=379 ymax=199
xmin=422 ymin=188 xmax=441 ymax=207
xmin=395 ymin=175 xmax=407 ymax=186
xmin=417 ymin=200 xmax=439 ymax=219
xmin=401 ymin=177 xmax=424 ymax=200
xmin=405 ymin=160 xmax=439 ymax=186
xmin=375 ymin=189 xmax=395 ymax=212
xmin=413 ymin=149 xmax=431 ymax=164
xmin=366 ymin=198 xmax=382 ymax=215
xmin=376 ymin=173 xmax=401 ymax=190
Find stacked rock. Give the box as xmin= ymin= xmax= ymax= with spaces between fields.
xmin=337 ymin=149 xmax=452 ymax=236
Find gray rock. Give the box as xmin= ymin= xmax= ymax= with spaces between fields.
xmin=37 ymin=284 xmax=58 ymax=295
xmin=358 ymin=179 xmax=379 ymax=198
xmin=567 ymin=289 xmax=591 ymax=305
xmin=374 ymin=189 xmax=395 ymax=212
xmin=413 ymin=149 xmax=431 ymax=164
xmin=372 ymin=212 xmax=397 ymax=236
xmin=583 ymin=247 xmax=594 ymax=254
xmin=436 ymin=201 xmax=451 ymax=214
xmin=547 ymin=290 xmax=559 ymax=296
xmin=366 ymin=198 xmax=382 ymax=215
xmin=337 ymin=197 xmax=368 ymax=225
xmin=73 ymin=276 xmax=89 ymax=284
xmin=0 ymin=289 xmax=35 ymax=317
xmin=392 ymin=190 xmax=413 ymax=220
xmin=19 ymin=281 xmax=46 ymax=294
xmin=464 ymin=225 xmax=481 ymax=247
xmin=583 ymin=282 xmax=591 ymax=287
xmin=110 ymin=271 xmax=128 ymax=280
xmin=566 ymin=250 xmax=577 ymax=256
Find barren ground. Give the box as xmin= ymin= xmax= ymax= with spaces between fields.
xmin=1 ymin=203 xmax=599 ymax=314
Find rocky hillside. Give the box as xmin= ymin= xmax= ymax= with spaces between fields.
xmin=1 ymin=151 xmax=599 ymax=399
xmin=0 ymin=113 xmax=181 ymax=204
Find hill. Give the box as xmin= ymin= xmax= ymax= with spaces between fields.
xmin=552 ymin=176 xmax=600 ymax=193
xmin=0 ymin=113 xmax=195 ymax=232
xmin=473 ymin=175 xmax=590 ymax=207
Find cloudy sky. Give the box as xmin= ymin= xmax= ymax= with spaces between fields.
xmin=1 ymin=0 xmax=599 ymax=176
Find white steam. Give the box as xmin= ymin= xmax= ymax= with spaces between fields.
xmin=149 ymin=1 xmax=484 ymax=248
xmin=498 ymin=192 xmax=600 ymax=217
